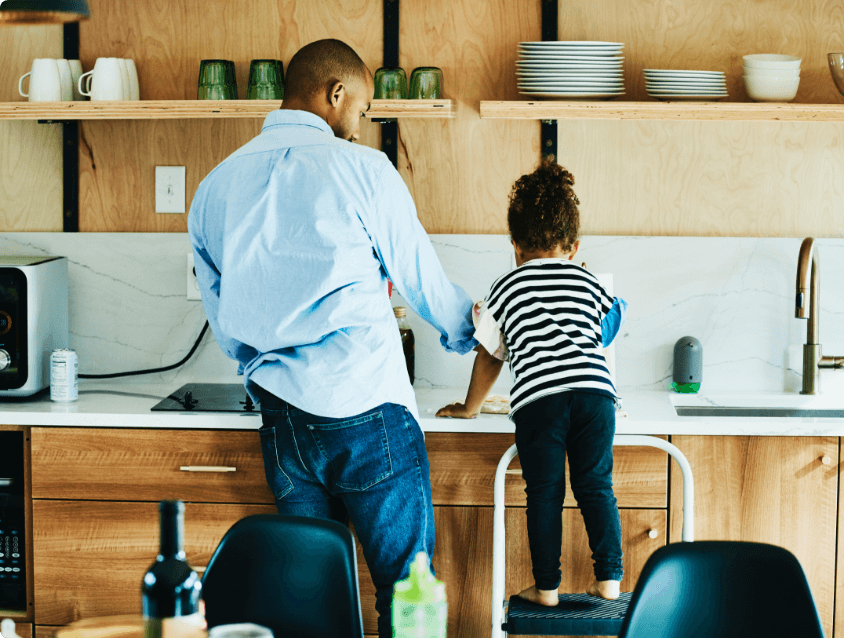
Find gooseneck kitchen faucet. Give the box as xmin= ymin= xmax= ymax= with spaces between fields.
xmin=795 ymin=237 xmax=844 ymax=394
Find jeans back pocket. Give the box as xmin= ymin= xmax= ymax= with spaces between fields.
xmin=307 ymin=411 xmax=393 ymax=491
xmin=258 ymin=426 xmax=294 ymax=500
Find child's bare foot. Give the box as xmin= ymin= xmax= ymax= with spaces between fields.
xmin=516 ymin=585 xmax=559 ymax=606
xmin=586 ymin=579 xmax=620 ymax=600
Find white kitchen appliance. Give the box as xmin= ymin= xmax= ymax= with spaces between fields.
xmin=0 ymin=255 xmax=69 ymax=397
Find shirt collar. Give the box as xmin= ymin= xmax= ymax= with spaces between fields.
xmin=261 ymin=109 xmax=334 ymax=135
xmin=521 ymin=257 xmax=575 ymax=266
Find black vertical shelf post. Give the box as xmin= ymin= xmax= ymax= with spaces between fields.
xmin=381 ymin=0 xmax=399 ymax=167
xmin=541 ymin=0 xmax=558 ymax=163
xmin=63 ymin=22 xmax=80 ymax=231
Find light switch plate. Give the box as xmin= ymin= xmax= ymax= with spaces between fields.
xmin=187 ymin=253 xmax=201 ymax=300
xmin=156 ymin=166 xmax=186 ymax=214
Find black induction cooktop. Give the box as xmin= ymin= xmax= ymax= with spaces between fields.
xmin=151 ymin=383 xmax=259 ymax=413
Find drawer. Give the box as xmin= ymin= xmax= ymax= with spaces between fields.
xmin=32 ymin=500 xmax=277 ymax=625
xmin=30 ymin=428 xmax=274 ymax=504
xmin=426 ymin=433 xmax=668 ymax=508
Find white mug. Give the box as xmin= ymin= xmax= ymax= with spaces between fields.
xmin=56 ymin=59 xmax=73 ymax=101
xmin=67 ymin=59 xmax=84 ymax=100
xmin=78 ymin=57 xmax=124 ymax=101
xmin=19 ymin=58 xmax=62 ymax=101
xmin=117 ymin=59 xmax=131 ymax=102
xmin=125 ymin=59 xmax=139 ymax=100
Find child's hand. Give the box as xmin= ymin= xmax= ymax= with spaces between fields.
xmin=436 ymin=402 xmax=479 ymax=419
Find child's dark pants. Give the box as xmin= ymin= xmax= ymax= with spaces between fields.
xmin=514 ymin=391 xmax=624 ymax=589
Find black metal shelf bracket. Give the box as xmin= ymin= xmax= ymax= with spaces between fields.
xmin=541 ymin=0 xmax=558 ymax=163
xmin=379 ymin=0 xmax=399 ymax=168
xmin=62 ymin=22 xmax=79 ymax=231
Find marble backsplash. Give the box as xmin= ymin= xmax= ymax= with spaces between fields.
xmin=2 ymin=233 xmax=843 ymax=397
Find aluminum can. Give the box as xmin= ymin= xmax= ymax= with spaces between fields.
xmin=50 ymin=348 xmax=78 ymax=402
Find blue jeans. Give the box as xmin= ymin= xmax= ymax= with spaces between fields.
xmin=514 ymin=391 xmax=624 ymax=588
xmin=255 ymin=385 xmax=435 ymax=638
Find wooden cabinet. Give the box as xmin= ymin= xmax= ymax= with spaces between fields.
xmin=30 ymin=428 xmax=274 ymax=504
xmin=425 ymin=433 xmax=668 ymax=508
xmin=354 ymin=507 xmax=666 ymax=638
xmin=669 ymin=436 xmax=838 ymax=638
xmin=32 ymin=500 xmax=277 ymax=625
xmin=27 ymin=428 xmax=668 ymax=638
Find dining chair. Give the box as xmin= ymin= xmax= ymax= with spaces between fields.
xmin=617 ymin=540 xmax=825 ymax=638
xmin=201 ymin=514 xmax=365 ymax=638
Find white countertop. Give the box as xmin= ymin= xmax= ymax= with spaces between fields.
xmin=1 ymin=380 xmax=844 ymax=435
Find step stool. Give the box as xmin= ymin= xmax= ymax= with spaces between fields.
xmin=492 ymin=435 xmax=695 ymax=637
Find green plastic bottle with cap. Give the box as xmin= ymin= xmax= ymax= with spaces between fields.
xmin=392 ymin=551 xmax=447 ymax=638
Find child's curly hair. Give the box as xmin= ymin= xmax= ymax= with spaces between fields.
xmin=508 ymin=160 xmax=580 ymax=253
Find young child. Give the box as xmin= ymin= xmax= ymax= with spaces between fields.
xmin=437 ymin=160 xmax=627 ymax=605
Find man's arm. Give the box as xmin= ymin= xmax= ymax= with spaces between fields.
xmin=365 ymin=163 xmax=477 ymax=354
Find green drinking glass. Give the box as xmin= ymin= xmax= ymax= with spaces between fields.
xmin=197 ymin=59 xmax=234 ymax=100
xmin=247 ymin=59 xmax=284 ymax=100
xmin=409 ymin=66 xmax=443 ymax=99
xmin=373 ymin=67 xmax=408 ymax=99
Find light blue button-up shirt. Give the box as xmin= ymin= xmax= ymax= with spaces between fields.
xmin=188 ymin=109 xmax=477 ymax=421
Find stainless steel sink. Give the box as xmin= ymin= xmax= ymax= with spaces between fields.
xmin=675 ymin=407 xmax=844 ymax=418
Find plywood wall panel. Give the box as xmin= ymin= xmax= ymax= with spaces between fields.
xmin=398 ymin=0 xmax=541 ymax=234
xmin=559 ymin=119 xmax=844 ymax=237
xmin=78 ymin=0 xmax=383 ymax=231
xmin=556 ymin=0 xmax=844 ymax=237
xmin=0 ymin=24 xmax=63 ymax=231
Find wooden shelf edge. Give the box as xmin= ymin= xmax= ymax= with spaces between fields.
xmin=479 ymin=100 xmax=844 ymax=122
xmin=0 ymin=99 xmax=455 ymax=120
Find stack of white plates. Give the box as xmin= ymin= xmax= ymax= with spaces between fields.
xmin=517 ymin=41 xmax=625 ymax=98
xmin=644 ymin=69 xmax=728 ymax=101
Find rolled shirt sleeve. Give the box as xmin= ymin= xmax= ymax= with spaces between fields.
xmin=473 ymin=300 xmax=509 ymax=361
xmin=601 ymin=297 xmax=628 ymax=348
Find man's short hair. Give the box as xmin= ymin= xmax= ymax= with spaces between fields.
xmin=285 ymin=39 xmax=368 ymax=100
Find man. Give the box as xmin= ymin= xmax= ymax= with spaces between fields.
xmin=188 ymin=39 xmax=476 ymax=637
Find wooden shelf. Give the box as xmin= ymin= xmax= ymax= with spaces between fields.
xmin=480 ymin=100 xmax=844 ymax=122
xmin=0 ymin=99 xmax=456 ymax=121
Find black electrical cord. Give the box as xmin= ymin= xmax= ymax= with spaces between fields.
xmin=79 ymin=321 xmax=210 ymax=379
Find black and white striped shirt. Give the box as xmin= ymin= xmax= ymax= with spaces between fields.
xmin=480 ymin=259 xmax=619 ymax=417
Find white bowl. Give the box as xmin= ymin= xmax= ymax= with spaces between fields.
xmin=742 ymin=54 xmax=801 ymax=70
xmin=743 ymin=75 xmax=800 ymax=101
xmin=743 ymin=66 xmax=800 ymax=78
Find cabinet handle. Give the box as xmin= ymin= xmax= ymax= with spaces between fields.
xmin=179 ymin=466 xmax=237 ymax=472
xmin=505 ymin=469 xmax=523 ymax=475
xmin=647 ymin=528 xmax=658 ymax=539
xmin=821 ymin=456 xmax=832 ymax=465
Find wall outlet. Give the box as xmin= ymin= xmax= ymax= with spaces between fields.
xmin=187 ymin=252 xmax=201 ymax=300
xmin=156 ymin=166 xmax=186 ymax=214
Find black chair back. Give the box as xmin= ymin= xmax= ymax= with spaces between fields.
xmin=201 ymin=514 xmax=364 ymax=638
xmin=618 ymin=541 xmax=825 ymax=638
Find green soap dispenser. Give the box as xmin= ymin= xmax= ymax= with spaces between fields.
xmin=392 ymin=552 xmax=447 ymax=638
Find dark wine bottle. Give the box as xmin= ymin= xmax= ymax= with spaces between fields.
xmin=142 ymin=500 xmax=203 ymax=638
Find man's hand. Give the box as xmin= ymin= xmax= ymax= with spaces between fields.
xmin=436 ymin=402 xmax=479 ymax=419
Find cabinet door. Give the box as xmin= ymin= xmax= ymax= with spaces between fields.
xmin=426 ymin=433 xmax=668 ymax=508
xmin=669 ymin=436 xmax=837 ymax=638
xmin=353 ymin=506 xmax=665 ymax=638
xmin=30 ymin=428 xmax=274 ymax=504
xmin=32 ymin=500 xmax=276 ymax=625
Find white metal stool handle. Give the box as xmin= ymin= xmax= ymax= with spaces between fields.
xmin=491 ymin=434 xmax=695 ymax=638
